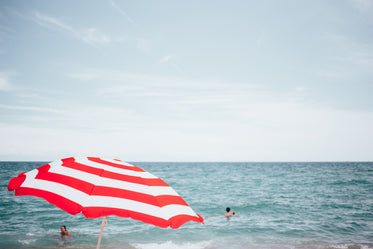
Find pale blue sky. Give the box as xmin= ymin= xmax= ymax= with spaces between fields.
xmin=0 ymin=0 xmax=372 ymax=161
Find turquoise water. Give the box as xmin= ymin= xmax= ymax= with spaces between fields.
xmin=1 ymin=161 xmax=372 ymax=249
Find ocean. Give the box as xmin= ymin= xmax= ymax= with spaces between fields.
xmin=1 ymin=161 xmax=372 ymax=249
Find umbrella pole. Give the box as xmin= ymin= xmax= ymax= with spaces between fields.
xmin=96 ymin=216 xmax=107 ymax=249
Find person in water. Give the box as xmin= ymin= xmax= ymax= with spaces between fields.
xmin=206 ymin=207 xmax=239 ymax=219
xmin=59 ymin=225 xmax=71 ymax=239
xmin=224 ymin=207 xmax=239 ymax=217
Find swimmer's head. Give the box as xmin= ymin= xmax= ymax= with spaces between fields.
xmin=226 ymin=207 xmax=230 ymax=212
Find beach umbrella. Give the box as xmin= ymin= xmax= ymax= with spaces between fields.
xmin=8 ymin=157 xmax=204 ymax=249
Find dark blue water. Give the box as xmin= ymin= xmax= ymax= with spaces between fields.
xmin=1 ymin=161 xmax=372 ymax=249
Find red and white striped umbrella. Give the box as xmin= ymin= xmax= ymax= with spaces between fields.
xmin=8 ymin=157 xmax=204 ymax=248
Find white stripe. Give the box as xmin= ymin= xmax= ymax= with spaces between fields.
xmin=22 ymin=169 xmax=88 ymax=204
xmin=21 ymin=171 xmax=198 ymax=220
xmin=84 ymin=196 xmax=198 ymax=220
xmin=55 ymin=158 xmax=157 ymax=179
xmin=48 ymin=164 xmax=179 ymax=196
xmin=98 ymin=158 xmax=135 ymax=167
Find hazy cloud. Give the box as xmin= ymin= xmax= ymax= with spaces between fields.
xmin=136 ymin=38 xmax=151 ymax=53
xmin=159 ymin=54 xmax=177 ymax=63
xmin=68 ymin=72 xmax=100 ymax=81
xmin=81 ymin=28 xmax=111 ymax=44
xmin=159 ymin=54 xmax=187 ymax=76
xmin=109 ymin=0 xmax=136 ymax=25
xmin=32 ymin=12 xmax=124 ymax=47
xmin=1 ymin=1 xmax=372 ymax=161
xmin=0 ymin=72 xmax=14 ymax=91
xmin=352 ymin=0 xmax=373 ymax=11
xmin=0 ymin=104 xmax=60 ymax=113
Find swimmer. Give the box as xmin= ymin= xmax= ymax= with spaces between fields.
xmin=59 ymin=225 xmax=71 ymax=239
xmin=224 ymin=207 xmax=239 ymax=218
xmin=205 ymin=207 xmax=239 ymax=219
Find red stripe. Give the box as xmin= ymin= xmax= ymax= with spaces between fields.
xmin=35 ymin=165 xmax=188 ymax=207
xmin=168 ymin=213 xmax=205 ymax=229
xmin=82 ymin=207 xmax=204 ymax=229
xmin=92 ymin=187 xmax=188 ymax=207
xmin=61 ymin=159 xmax=169 ymax=186
xmin=82 ymin=207 xmax=169 ymax=227
xmin=8 ymin=172 xmax=26 ymax=191
xmin=36 ymin=164 xmax=95 ymax=194
xmin=87 ymin=157 xmax=145 ymax=172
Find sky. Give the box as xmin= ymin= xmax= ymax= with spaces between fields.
xmin=0 ymin=0 xmax=372 ymax=161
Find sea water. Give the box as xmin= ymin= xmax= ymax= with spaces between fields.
xmin=0 ymin=161 xmax=372 ymax=249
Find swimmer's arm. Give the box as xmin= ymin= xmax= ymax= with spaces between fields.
xmin=205 ymin=215 xmax=222 ymax=219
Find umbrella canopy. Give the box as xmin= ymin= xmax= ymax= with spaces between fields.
xmin=8 ymin=157 xmax=203 ymax=231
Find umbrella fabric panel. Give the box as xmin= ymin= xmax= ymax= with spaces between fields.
xmin=12 ymin=169 xmax=197 ymax=218
xmin=8 ymin=157 xmax=204 ymax=229
xmin=30 ymin=164 xmax=187 ymax=205
xmin=45 ymin=162 xmax=178 ymax=195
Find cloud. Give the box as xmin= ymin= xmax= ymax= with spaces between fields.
xmin=316 ymin=32 xmax=373 ymax=81
xmin=295 ymin=86 xmax=306 ymax=93
xmin=109 ymin=0 xmax=136 ymax=25
xmin=32 ymin=12 xmax=125 ymax=47
xmin=2 ymin=67 xmax=373 ymax=161
xmin=352 ymin=0 xmax=373 ymax=11
xmin=341 ymin=49 xmax=373 ymax=72
xmin=159 ymin=54 xmax=177 ymax=63
xmin=81 ymin=28 xmax=111 ymax=44
xmin=34 ymin=11 xmax=73 ymax=33
xmin=1 ymin=101 xmax=372 ymax=161
xmin=0 ymin=78 xmax=11 ymax=91
xmin=67 ymin=68 xmax=261 ymax=106
xmin=0 ymin=104 xmax=59 ymax=113
xmin=0 ymin=72 xmax=14 ymax=91
xmin=158 ymin=54 xmax=187 ymax=76
xmin=68 ymin=71 xmax=100 ymax=81
xmin=136 ymin=38 xmax=151 ymax=53
xmin=0 ymin=23 xmax=17 ymax=41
